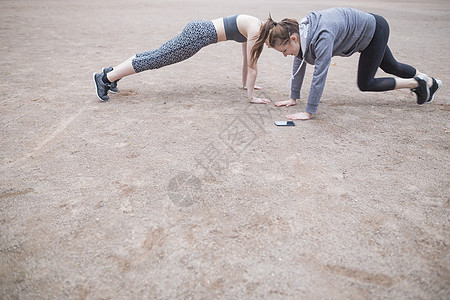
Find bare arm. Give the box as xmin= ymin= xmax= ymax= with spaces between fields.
xmin=245 ymin=37 xmax=269 ymax=104
xmin=242 ymin=43 xmax=248 ymax=88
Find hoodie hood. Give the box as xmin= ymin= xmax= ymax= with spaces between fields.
xmin=298 ymin=17 xmax=309 ymax=58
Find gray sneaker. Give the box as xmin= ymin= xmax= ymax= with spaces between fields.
xmin=93 ymin=72 xmax=110 ymax=102
xmin=427 ymin=77 xmax=442 ymax=103
xmin=411 ymin=74 xmax=430 ymax=105
xmin=102 ymin=67 xmax=119 ymax=93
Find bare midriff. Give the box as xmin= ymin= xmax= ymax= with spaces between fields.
xmin=212 ymin=18 xmax=227 ymax=42
xmin=212 ymin=15 xmax=261 ymax=43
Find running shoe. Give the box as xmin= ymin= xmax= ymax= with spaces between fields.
xmin=93 ymin=72 xmax=110 ymax=102
xmin=411 ymin=74 xmax=430 ymax=105
xmin=427 ymin=77 xmax=442 ymax=103
xmin=102 ymin=67 xmax=119 ymax=93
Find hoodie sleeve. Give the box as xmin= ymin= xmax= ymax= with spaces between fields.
xmin=305 ymin=32 xmax=333 ymax=114
xmin=290 ymin=56 xmax=307 ymax=100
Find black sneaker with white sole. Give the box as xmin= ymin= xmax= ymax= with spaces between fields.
xmin=93 ymin=72 xmax=110 ymax=102
xmin=427 ymin=77 xmax=442 ymax=103
xmin=102 ymin=67 xmax=120 ymax=93
xmin=411 ymin=74 xmax=430 ymax=105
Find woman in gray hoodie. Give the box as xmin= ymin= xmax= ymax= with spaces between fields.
xmin=251 ymin=7 xmax=441 ymax=120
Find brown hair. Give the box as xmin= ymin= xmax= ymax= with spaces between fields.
xmin=251 ymin=14 xmax=299 ymax=63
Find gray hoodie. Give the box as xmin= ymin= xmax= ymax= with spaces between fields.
xmin=290 ymin=7 xmax=376 ymax=114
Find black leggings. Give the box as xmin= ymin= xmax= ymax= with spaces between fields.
xmin=357 ymin=14 xmax=416 ymax=91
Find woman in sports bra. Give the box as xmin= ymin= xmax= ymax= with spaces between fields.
xmin=93 ymin=15 xmax=269 ymax=104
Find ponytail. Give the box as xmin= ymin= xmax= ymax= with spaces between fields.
xmin=251 ymin=14 xmax=277 ymax=63
xmin=251 ymin=14 xmax=299 ymax=63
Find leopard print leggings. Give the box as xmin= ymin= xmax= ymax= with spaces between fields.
xmin=132 ymin=20 xmax=218 ymax=73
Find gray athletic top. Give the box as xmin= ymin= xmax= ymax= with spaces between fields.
xmin=223 ymin=15 xmax=247 ymax=43
xmin=291 ymin=7 xmax=376 ymax=114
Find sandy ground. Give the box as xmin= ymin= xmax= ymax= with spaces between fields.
xmin=1 ymin=0 xmax=449 ymax=298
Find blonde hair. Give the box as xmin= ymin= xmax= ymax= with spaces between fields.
xmin=251 ymin=14 xmax=299 ymax=63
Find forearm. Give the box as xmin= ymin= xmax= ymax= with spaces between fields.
xmin=305 ymin=59 xmax=331 ymax=114
xmin=290 ymin=57 xmax=307 ymax=100
xmin=246 ymin=67 xmax=257 ymax=100
xmin=305 ymin=87 xmax=324 ymax=114
xmin=242 ymin=63 xmax=248 ymax=87
xmin=241 ymin=43 xmax=248 ymax=87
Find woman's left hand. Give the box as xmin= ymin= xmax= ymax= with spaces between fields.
xmin=250 ymin=97 xmax=270 ymax=104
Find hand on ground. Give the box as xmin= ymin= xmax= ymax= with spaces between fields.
xmin=250 ymin=97 xmax=270 ymax=104
xmin=243 ymin=85 xmax=263 ymax=90
xmin=275 ymin=99 xmax=297 ymax=107
xmin=286 ymin=112 xmax=312 ymax=120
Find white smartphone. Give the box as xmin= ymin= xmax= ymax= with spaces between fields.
xmin=274 ymin=121 xmax=295 ymax=126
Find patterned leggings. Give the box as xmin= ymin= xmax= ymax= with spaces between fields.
xmin=132 ymin=20 xmax=218 ymax=73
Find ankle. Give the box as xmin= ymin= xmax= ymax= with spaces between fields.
xmin=416 ymin=72 xmax=432 ymax=87
xmin=102 ymin=72 xmax=111 ymax=84
xmin=395 ymin=78 xmax=418 ymax=89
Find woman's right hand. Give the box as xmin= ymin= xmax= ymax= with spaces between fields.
xmin=275 ymin=99 xmax=297 ymax=107
xmin=286 ymin=111 xmax=312 ymax=120
xmin=243 ymin=85 xmax=263 ymax=90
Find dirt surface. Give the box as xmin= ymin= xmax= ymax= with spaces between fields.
xmin=1 ymin=0 xmax=449 ymax=298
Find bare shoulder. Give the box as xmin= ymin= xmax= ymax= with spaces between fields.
xmin=238 ymin=14 xmax=262 ymax=24
xmin=237 ymin=14 xmax=262 ymax=36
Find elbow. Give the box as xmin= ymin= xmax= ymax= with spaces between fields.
xmin=249 ymin=66 xmax=258 ymax=73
